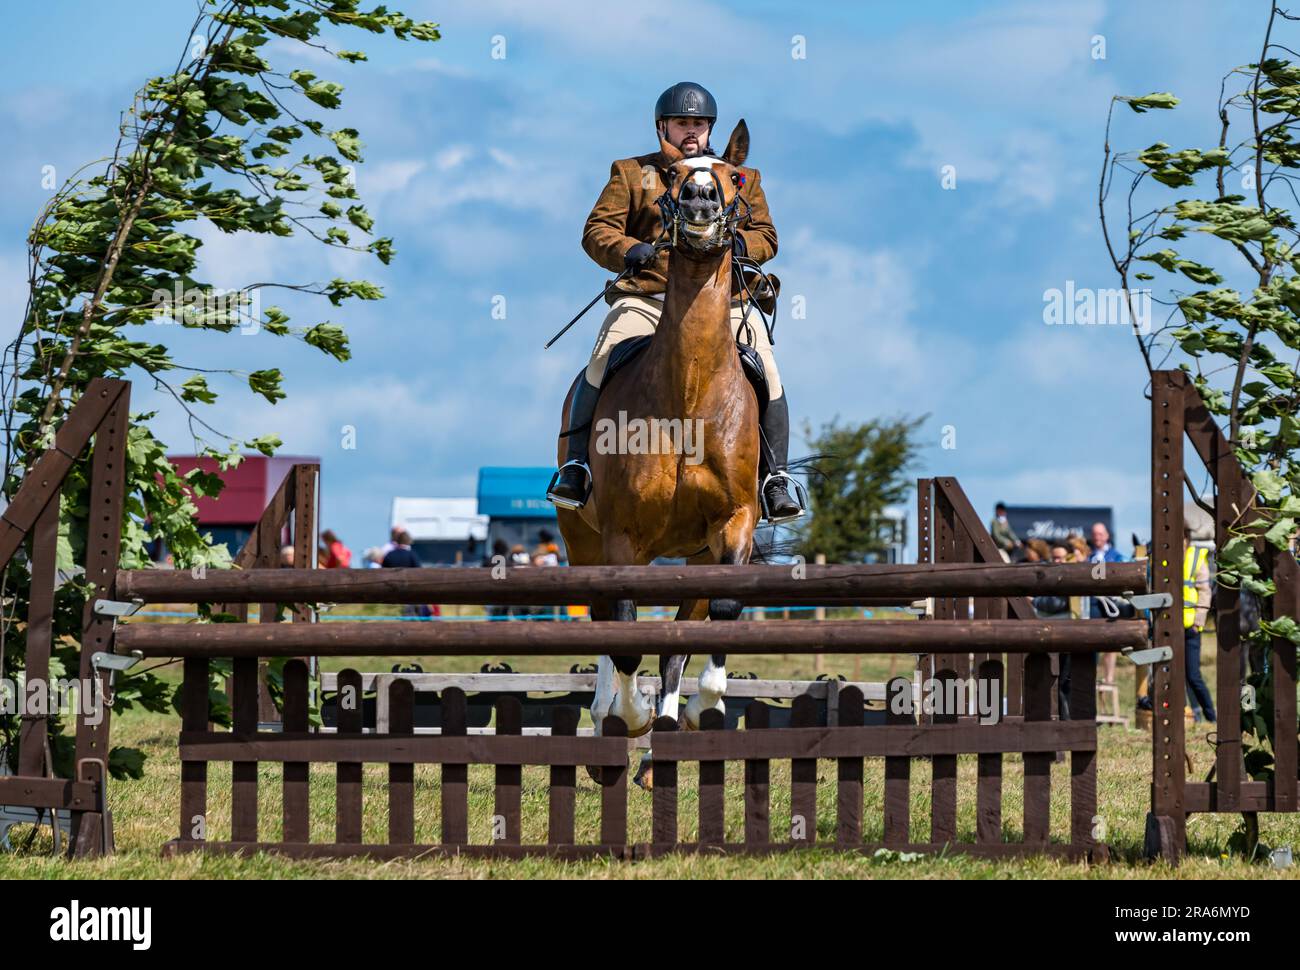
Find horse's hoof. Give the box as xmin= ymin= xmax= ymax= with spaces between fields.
xmin=633 ymin=754 xmax=654 ymax=791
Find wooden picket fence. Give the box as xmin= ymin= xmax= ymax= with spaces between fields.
xmin=164 ymin=658 xmax=1099 ymax=860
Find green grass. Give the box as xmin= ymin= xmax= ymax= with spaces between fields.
xmin=2 ymin=616 xmax=1298 ymax=879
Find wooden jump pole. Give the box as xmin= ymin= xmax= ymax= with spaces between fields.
xmin=115 ymin=560 xmax=1149 ymax=605
xmin=116 ymin=617 xmax=1148 ymax=658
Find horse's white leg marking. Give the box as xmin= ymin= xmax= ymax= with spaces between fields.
xmin=609 ymin=668 xmax=653 ymax=736
xmin=591 ymin=654 xmax=615 ymax=736
xmin=683 ymin=656 xmax=727 ymax=729
xmin=658 ymin=686 xmax=681 ymax=722
xmin=658 ymin=654 xmax=687 ymax=722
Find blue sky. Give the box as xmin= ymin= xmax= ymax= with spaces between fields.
xmin=0 ymin=1 xmax=1275 ymax=557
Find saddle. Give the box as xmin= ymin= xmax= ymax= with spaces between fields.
xmin=601 ymin=335 xmax=770 ymax=419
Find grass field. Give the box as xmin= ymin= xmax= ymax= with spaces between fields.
xmin=3 ymin=609 xmax=1298 ymax=879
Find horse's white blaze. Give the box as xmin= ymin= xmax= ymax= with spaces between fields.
xmin=679 ymin=154 xmax=722 ymax=171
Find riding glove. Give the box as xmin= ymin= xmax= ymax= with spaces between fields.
xmin=623 ymin=242 xmax=656 ymax=274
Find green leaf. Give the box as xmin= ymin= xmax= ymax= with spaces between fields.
xmin=244 ymin=434 xmax=282 ymax=457
xmin=346 ymin=205 xmax=374 ymax=233
xmin=1262 ymin=614 xmax=1300 ymax=646
xmin=1252 ymin=468 xmax=1286 ymax=502
xmin=180 ymin=375 xmax=218 ymax=405
xmin=1264 ymin=516 xmax=1297 ymax=550
xmin=329 ymin=128 xmax=363 ymax=162
xmin=1120 ymin=92 xmax=1180 ymax=113
xmin=248 ymin=368 xmax=285 ymax=404
xmin=303 ymin=322 xmax=352 ymax=361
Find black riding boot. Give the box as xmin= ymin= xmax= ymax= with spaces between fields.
xmin=760 ymin=394 xmax=803 ymax=522
xmin=547 ymin=377 xmax=601 ymax=510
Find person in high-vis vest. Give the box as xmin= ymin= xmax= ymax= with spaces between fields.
xmin=1183 ymin=529 xmax=1216 ymax=722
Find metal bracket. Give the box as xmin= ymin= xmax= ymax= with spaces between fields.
xmin=1126 ymin=592 xmax=1173 ymax=610
xmin=92 ymin=650 xmax=142 ymax=672
xmin=91 ymin=650 xmax=142 ymax=708
xmin=93 ymin=598 xmax=143 ymax=618
xmin=1124 ymin=646 xmax=1174 ymax=665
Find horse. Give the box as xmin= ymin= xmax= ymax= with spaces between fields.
xmin=555 ymin=120 xmax=760 ymax=765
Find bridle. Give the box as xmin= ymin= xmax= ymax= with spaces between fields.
xmin=544 ymin=160 xmax=780 ymax=350
xmin=654 ymin=165 xmax=750 ymax=250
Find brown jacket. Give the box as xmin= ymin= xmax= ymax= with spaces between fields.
xmin=582 ymin=151 xmax=778 ymax=302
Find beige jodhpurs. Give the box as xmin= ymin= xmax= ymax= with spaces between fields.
xmin=584 ymin=295 xmax=783 ymax=400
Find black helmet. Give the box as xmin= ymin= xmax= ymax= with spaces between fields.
xmin=654 ymin=82 xmax=717 ymax=123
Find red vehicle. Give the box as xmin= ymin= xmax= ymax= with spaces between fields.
xmin=166 ymin=454 xmax=320 ymax=559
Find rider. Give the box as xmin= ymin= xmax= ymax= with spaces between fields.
xmin=546 ymin=81 xmax=803 ymax=522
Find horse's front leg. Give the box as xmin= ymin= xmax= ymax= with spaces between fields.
xmin=684 ymin=516 xmax=754 ymax=729
xmin=606 ymin=598 xmax=654 ymax=738
xmin=682 ymin=600 xmax=738 ymax=729
xmin=658 ymin=596 xmax=708 ymax=723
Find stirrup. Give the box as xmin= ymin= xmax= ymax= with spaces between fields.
xmin=760 ymin=470 xmax=807 ymax=524
xmin=546 ymin=460 xmax=593 ymax=511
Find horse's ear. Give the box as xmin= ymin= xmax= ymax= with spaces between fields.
xmin=658 ymin=132 xmax=684 ymax=164
xmin=722 ymin=119 xmax=749 ymax=167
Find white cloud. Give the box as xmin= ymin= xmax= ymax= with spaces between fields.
xmin=434 ymin=145 xmax=473 ymax=171
xmin=773 ymin=227 xmax=931 ymax=424
xmin=362 ymin=159 xmax=428 ymax=196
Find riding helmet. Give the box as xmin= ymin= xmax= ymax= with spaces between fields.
xmin=654 ymin=82 xmax=717 ymax=123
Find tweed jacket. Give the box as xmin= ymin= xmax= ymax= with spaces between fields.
xmin=582 ymin=150 xmax=778 ymax=302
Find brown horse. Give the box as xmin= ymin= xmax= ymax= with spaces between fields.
xmin=556 ymin=120 xmax=760 ymax=748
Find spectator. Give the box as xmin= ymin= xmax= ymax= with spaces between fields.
xmin=508 ymin=544 xmax=532 ymax=619
xmin=989 ymin=502 xmax=1022 ymax=562
xmin=1087 ymin=522 xmax=1125 ymax=567
xmin=382 ymin=531 xmax=438 ymax=618
xmin=482 ymin=538 xmax=510 ymax=568
xmin=1067 ymin=535 xmax=1090 ymax=562
xmin=482 ymin=539 xmax=511 ymax=619
xmin=380 ymin=524 xmax=406 ymax=559
xmin=1086 ymin=522 xmax=1127 ymax=687
xmin=382 ymin=531 xmax=421 ymax=568
xmin=279 ymin=544 xmax=295 ymax=568
xmin=531 ymin=530 xmax=561 ymax=620
xmin=321 ymin=529 xmax=352 ymax=569
xmin=532 ymin=529 xmax=561 ymax=567
xmin=1183 ymin=527 xmax=1216 ymax=722
xmin=1024 ymin=538 xmax=1051 ymax=563
xmin=362 ymin=547 xmax=385 ymax=569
